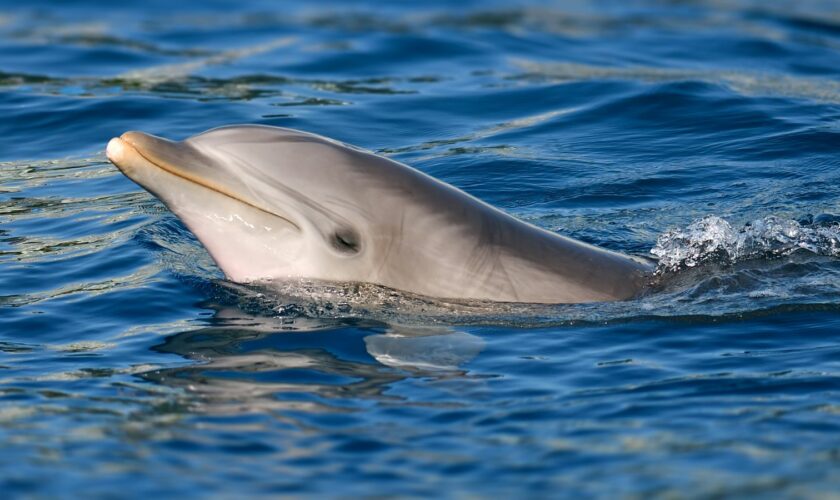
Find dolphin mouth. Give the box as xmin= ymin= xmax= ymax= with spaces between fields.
xmin=107 ymin=132 xmax=300 ymax=231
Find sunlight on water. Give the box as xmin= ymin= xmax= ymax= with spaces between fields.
xmin=1 ymin=0 xmax=839 ymax=497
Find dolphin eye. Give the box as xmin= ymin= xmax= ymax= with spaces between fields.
xmin=331 ymin=228 xmax=360 ymax=254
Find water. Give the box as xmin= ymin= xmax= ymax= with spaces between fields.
xmin=2 ymin=0 xmax=840 ymax=497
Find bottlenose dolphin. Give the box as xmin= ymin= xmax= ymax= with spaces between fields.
xmin=106 ymin=125 xmax=653 ymax=303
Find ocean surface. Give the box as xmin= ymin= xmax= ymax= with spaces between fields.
xmin=2 ymin=0 xmax=840 ymax=497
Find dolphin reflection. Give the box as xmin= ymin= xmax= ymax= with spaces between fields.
xmin=143 ymin=306 xmax=484 ymax=415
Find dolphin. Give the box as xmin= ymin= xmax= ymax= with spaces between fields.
xmin=106 ymin=125 xmax=653 ymax=303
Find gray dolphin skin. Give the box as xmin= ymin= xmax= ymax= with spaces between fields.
xmin=106 ymin=125 xmax=653 ymax=303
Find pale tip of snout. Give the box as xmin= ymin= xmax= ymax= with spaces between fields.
xmin=106 ymin=137 xmax=127 ymax=164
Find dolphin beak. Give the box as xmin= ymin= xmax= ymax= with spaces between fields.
xmin=121 ymin=131 xmax=183 ymax=163
xmin=109 ymin=131 xmax=201 ymax=176
xmin=107 ymin=131 xmax=231 ymax=197
xmin=106 ymin=133 xmax=165 ymax=183
xmin=106 ymin=130 xmax=301 ymax=231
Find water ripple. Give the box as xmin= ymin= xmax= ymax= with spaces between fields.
xmin=1 ymin=0 xmax=840 ymax=497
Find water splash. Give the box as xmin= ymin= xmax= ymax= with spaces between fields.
xmin=651 ymin=215 xmax=840 ymax=273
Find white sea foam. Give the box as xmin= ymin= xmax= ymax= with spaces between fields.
xmin=651 ymin=215 xmax=840 ymax=273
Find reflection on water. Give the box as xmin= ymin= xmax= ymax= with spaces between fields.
xmin=145 ymin=306 xmax=484 ymax=416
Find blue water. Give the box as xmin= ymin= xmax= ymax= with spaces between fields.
xmin=2 ymin=0 xmax=840 ymax=497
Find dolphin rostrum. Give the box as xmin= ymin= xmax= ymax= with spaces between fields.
xmin=106 ymin=125 xmax=653 ymax=303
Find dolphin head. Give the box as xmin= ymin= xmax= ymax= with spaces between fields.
xmin=107 ymin=125 xmax=408 ymax=283
xmin=108 ymin=124 xmax=653 ymax=303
